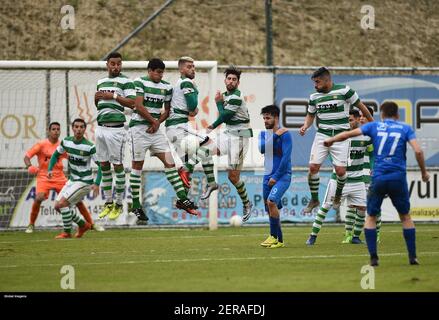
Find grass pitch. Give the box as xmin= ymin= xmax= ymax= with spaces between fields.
xmin=1 ymin=224 xmax=438 ymax=292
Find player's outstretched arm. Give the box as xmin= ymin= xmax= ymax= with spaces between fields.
xmin=210 ymin=109 xmax=235 ymax=131
xmin=355 ymin=101 xmax=374 ymax=122
xmin=324 ymin=128 xmax=362 ymax=147
xmin=299 ymin=113 xmax=315 ymax=136
xmin=47 ymin=150 xmax=61 ymax=178
xmin=409 ymin=139 xmax=430 ymax=182
xmin=209 ymin=91 xmax=240 ymax=131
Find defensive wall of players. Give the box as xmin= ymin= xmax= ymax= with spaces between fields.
xmin=0 ymin=62 xmax=438 ymax=228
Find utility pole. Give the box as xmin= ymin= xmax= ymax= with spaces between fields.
xmin=101 ymin=0 xmax=175 ymax=60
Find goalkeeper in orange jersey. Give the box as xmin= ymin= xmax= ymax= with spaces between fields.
xmin=23 ymin=122 xmax=104 ymax=233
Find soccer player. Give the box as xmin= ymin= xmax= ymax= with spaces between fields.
xmin=324 ymin=101 xmax=430 ymax=266
xmin=129 ymin=58 xmax=198 ymax=218
xmin=305 ymin=110 xmax=370 ymax=245
xmin=185 ymin=66 xmax=253 ymax=220
xmin=24 ymin=122 xmax=102 ymax=233
xmin=300 ymin=67 xmax=373 ymax=213
xmin=258 ymin=105 xmax=292 ymax=248
xmin=95 ymin=52 xmax=136 ymax=220
xmin=48 ymin=119 xmax=102 ymax=239
xmin=165 ymin=56 xmax=216 ymax=194
xmin=360 ymin=106 xmax=382 ymax=242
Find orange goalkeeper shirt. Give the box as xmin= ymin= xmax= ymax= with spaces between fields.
xmin=26 ymin=139 xmax=68 ymax=182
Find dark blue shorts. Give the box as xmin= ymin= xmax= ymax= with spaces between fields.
xmin=263 ymin=176 xmax=291 ymax=211
xmin=367 ymin=175 xmax=410 ymax=215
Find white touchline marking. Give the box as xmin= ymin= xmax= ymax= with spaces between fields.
xmin=1 ymin=251 xmax=438 ymax=269
xmin=0 ymin=228 xmax=438 ymax=244
xmin=0 ymin=247 xmax=230 ymax=259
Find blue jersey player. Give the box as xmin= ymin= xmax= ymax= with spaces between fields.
xmin=324 ymin=101 xmax=430 ymax=266
xmin=258 ymin=105 xmax=293 ymax=249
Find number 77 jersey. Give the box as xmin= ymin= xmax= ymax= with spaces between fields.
xmin=360 ymin=119 xmax=416 ymax=178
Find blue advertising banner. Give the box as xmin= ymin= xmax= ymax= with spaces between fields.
xmin=276 ymin=74 xmax=439 ymax=167
xmin=143 ymin=170 xmax=335 ymax=225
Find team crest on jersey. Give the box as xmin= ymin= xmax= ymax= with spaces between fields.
xmin=161 ymin=89 xmax=165 ymax=95
xmin=333 ymin=95 xmax=337 ymax=99
xmin=113 ymin=82 xmax=118 ymax=87
xmin=80 ymin=151 xmax=84 ymax=156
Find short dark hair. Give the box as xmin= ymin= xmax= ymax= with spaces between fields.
xmin=178 ymin=56 xmax=194 ymax=67
xmin=148 ymin=58 xmax=165 ymax=70
xmin=48 ymin=122 xmax=61 ymax=130
xmin=72 ymin=118 xmax=86 ymax=128
xmin=224 ymin=65 xmax=242 ymax=80
xmin=106 ymin=52 xmax=122 ymax=61
xmin=349 ymin=109 xmax=360 ymax=118
xmin=261 ymin=104 xmax=280 ymax=118
xmin=366 ymin=105 xmax=374 ymax=116
xmin=380 ymin=101 xmax=398 ymax=118
xmin=311 ymin=67 xmax=330 ymax=79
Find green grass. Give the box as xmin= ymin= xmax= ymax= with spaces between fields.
xmin=1 ymin=224 xmax=438 ymax=292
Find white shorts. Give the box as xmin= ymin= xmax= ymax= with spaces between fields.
xmin=215 ymin=132 xmax=249 ymax=170
xmin=95 ymin=125 xmax=127 ymax=164
xmin=166 ymin=124 xmax=208 ymax=158
xmin=129 ymin=125 xmax=170 ymax=161
xmin=56 ymin=180 xmax=91 ymax=206
xmin=323 ymin=179 xmax=367 ymax=207
xmin=310 ymin=132 xmax=349 ymax=167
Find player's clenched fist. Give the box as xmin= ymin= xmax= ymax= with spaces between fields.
xmin=299 ymin=125 xmax=308 ymax=136
xmin=215 ymin=90 xmax=224 ymax=103
xmin=422 ymin=172 xmax=430 ymax=183
xmin=27 ymin=166 xmax=39 ymax=175
xmin=323 ymin=138 xmax=334 ymax=147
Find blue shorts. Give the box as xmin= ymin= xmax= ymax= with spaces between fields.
xmin=367 ymin=175 xmax=410 ymax=216
xmin=263 ymin=176 xmax=291 ymax=211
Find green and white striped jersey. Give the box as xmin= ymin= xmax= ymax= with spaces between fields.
xmin=363 ymin=145 xmax=374 ymax=185
xmin=96 ymin=73 xmax=136 ymax=124
xmin=308 ymin=84 xmax=360 ymax=136
xmin=130 ymin=76 xmax=172 ymax=127
xmin=165 ymin=77 xmax=198 ymax=127
xmin=223 ymin=89 xmax=253 ymax=137
xmin=57 ymin=136 xmax=97 ymax=185
xmin=331 ymin=135 xmax=371 ymax=183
